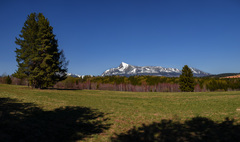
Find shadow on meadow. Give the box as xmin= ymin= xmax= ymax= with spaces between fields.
xmin=0 ymin=98 xmax=110 ymax=142
xmin=112 ymin=117 xmax=240 ymax=142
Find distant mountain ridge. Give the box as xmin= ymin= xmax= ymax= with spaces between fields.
xmin=102 ymin=62 xmax=210 ymax=77
xmin=66 ymin=73 xmax=84 ymax=78
xmin=208 ymin=73 xmax=240 ymax=78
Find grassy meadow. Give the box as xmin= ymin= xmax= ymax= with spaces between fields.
xmin=1 ymin=84 xmax=240 ymax=141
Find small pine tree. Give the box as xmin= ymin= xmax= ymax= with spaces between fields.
xmin=6 ymin=75 xmax=12 ymax=84
xmin=179 ymin=65 xmax=194 ymax=92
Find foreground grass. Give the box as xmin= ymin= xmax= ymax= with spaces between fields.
xmin=0 ymin=84 xmax=240 ymax=141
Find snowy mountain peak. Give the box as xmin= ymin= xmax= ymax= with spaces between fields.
xmin=66 ymin=73 xmax=91 ymax=78
xmin=118 ymin=62 xmax=129 ymax=70
xmin=66 ymin=73 xmax=82 ymax=78
xmin=102 ymin=62 xmax=210 ymax=77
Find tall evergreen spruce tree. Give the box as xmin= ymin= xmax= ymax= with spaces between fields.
xmin=14 ymin=13 xmax=68 ymax=88
xmin=179 ymin=65 xmax=194 ymax=92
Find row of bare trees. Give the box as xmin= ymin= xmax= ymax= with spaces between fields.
xmin=1 ymin=76 xmax=238 ymax=92
xmin=54 ymin=81 xmax=207 ymax=92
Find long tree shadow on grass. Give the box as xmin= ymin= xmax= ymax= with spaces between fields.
xmin=0 ymin=98 xmax=110 ymax=142
xmin=112 ymin=117 xmax=240 ymax=142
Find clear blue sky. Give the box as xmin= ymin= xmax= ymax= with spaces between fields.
xmin=0 ymin=0 xmax=240 ymax=76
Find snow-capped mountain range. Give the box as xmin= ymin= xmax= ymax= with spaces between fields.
xmin=101 ymin=62 xmax=210 ymax=77
xmin=66 ymin=73 xmax=84 ymax=78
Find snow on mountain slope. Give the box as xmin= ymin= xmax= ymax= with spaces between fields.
xmin=102 ymin=62 xmax=210 ymax=77
xmin=66 ymin=73 xmax=84 ymax=78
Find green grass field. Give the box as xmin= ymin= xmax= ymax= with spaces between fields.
xmin=1 ymin=84 xmax=240 ymax=141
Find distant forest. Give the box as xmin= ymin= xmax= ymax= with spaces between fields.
xmin=207 ymin=73 xmax=240 ymax=78
xmin=1 ymin=74 xmax=240 ymax=92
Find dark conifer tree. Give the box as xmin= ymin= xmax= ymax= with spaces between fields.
xmin=179 ymin=65 xmax=194 ymax=92
xmin=6 ymin=75 xmax=12 ymax=84
xmin=14 ymin=13 xmax=68 ymax=88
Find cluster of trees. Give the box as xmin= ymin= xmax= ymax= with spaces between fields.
xmin=54 ymin=75 xmax=181 ymax=92
xmin=205 ymin=78 xmax=240 ymax=91
xmin=0 ymin=75 xmax=12 ymax=84
xmin=54 ymin=74 xmax=240 ymax=92
xmin=3 ymin=74 xmax=240 ymax=92
xmin=0 ymin=76 xmax=28 ymax=85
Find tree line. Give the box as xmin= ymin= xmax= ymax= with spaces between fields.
xmin=2 ymin=71 xmax=240 ymax=92
xmin=53 ymin=75 xmax=240 ymax=92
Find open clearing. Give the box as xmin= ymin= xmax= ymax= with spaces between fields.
xmin=0 ymin=84 xmax=240 ymax=141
